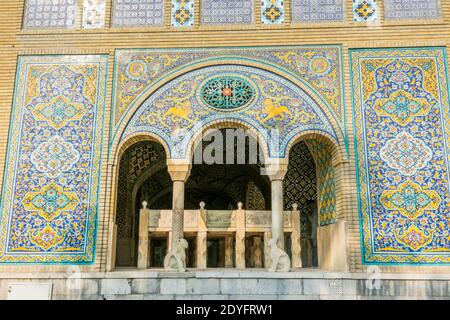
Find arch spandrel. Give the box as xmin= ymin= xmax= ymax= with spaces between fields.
xmin=112 ymin=47 xmax=344 ymax=132
xmin=119 ymin=64 xmax=340 ymax=160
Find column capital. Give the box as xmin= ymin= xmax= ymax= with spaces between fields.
xmin=167 ymin=159 xmax=192 ymax=182
xmin=264 ymin=158 xmax=289 ymax=181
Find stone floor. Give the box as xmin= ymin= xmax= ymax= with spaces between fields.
xmin=1 ymin=269 xmax=450 ymax=300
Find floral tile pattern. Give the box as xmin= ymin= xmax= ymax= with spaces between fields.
xmin=350 ymin=47 xmax=450 ymax=263
xmin=0 ymin=55 xmax=108 ymax=263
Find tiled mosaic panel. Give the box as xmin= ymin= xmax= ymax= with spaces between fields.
xmin=83 ymin=0 xmax=106 ymax=28
xmin=171 ymin=0 xmax=195 ymax=26
xmin=112 ymin=47 xmax=344 ymax=137
xmin=353 ymin=0 xmax=378 ymax=22
xmin=0 ymin=55 xmax=108 ymax=263
xmin=291 ymin=0 xmax=344 ymax=23
xmin=201 ymin=0 xmax=253 ymax=25
xmin=284 ymin=142 xmax=317 ymax=211
xmin=261 ymin=0 xmax=284 ymax=24
xmin=122 ymin=64 xmax=336 ymax=159
xmin=383 ymin=0 xmax=441 ymax=20
xmin=23 ymin=0 xmax=76 ymax=29
xmin=350 ymin=47 xmax=450 ymax=263
xmin=112 ymin=0 xmax=165 ymax=27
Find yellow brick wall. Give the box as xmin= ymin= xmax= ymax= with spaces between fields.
xmin=0 ymin=0 xmax=449 ymax=273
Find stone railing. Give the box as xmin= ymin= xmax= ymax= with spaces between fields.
xmin=138 ymin=202 xmax=301 ymax=270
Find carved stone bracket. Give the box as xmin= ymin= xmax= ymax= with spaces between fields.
xmin=167 ymin=159 xmax=192 ymax=182
xmin=264 ymin=158 xmax=289 ymax=181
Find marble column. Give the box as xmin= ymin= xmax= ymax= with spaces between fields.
xmin=265 ymin=159 xmax=288 ymax=249
xmin=235 ymin=202 xmax=246 ymax=269
xmin=271 ymin=179 xmax=284 ymax=248
xmin=167 ymin=160 xmax=191 ymax=251
xmin=291 ymin=203 xmax=302 ymax=268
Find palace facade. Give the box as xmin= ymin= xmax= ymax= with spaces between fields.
xmin=0 ymin=0 xmax=449 ymax=299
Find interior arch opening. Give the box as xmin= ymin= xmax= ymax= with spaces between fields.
xmin=284 ymin=141 xmax=319 ymax=268
xmin=187 ymin=128 xmax=269 ymax=268
xmin=187 ymin=128 xmax=270 ymax=210
xmin=114 ymin=131 xmax=336 ymax=269
xmin=115 ymin=140 xmax=168 ymax=267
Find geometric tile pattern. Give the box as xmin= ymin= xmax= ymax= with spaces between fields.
xmin=122 ymin=64 xmax=337 ymax=159
xmin=353 ymin=0 xmax=378 ymax=22
xmin=201 ymin=0 xmax=254 ymax=25
xmin=284 ymin=142 xmax=317 ymax=211
xmin=128 ymin=142 xmax=162 ymax=184
xmin=283 ymin=141 xmax=317 ymax=234
xmin=23 ymin=0 xmax=77 ymax=29
xmin=171 ymin=0 xmax=195 ymax=27
xmin=291 ymin=0 xmax=345 ymax=23
xmin=350 ymin=47 xmax=450 ymax=264
xmin=0 ymin=55 xmax=108 ymax=263
xmin=82 ymin=0 xmax=106 ymax=29
xmin=116 ymin=155 xmax=129 ymax=238
xmin=112 ymin=46 xmax=344 ymax=134
xmin=305 ymin=139 xmax=336 ymax=226
xmin=261 ymin=0 xmax=284 ymax=24
xmin=383 ymin=0 xmax=441 ymax=20
xmin=200 ymin=76 xmax=257 ymax=110
xmin=116 ymin=141 xmax=163 ymax=238
xmin=247 ymin=181 xmax=267 ymax=210
xmin=112 ymin=0 xmax=165 ymax=27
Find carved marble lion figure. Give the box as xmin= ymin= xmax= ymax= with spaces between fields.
xmin=164 ymin=238 xmax=188 ymax=272
xmin=268 ymin=238 xmax=291 ymax=272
